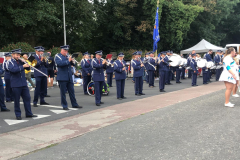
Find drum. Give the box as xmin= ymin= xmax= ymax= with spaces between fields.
xmin=216 ymin=65 xmax=223 ymax=69
xmin=206 ymin=61 xmax=214 ymax=68
xmin=180 ymin=58 xmax=187 ymax=66
xmin=169 ymin=54 xmax=181 ymax=67
xmin=197 ymin=58 xmax=207 ymax=68
xmin=210 ymin=66 xmax=216 ymax=69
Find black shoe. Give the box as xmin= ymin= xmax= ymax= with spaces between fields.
xmin=84 ymin=93 xmax=89 ymax=95
xmin=135 ymin=94 xmax=141 ymax=96
xmin=109 ymin=86 xmax=113 ymax=87
xmin=1 ymin=108 xmax=10 ymax=112
xmin=33 ymin=104 xmax=38 ymax=107
xmin=122 ymin=97 xmax=127 ymax=99
xmin=100 ymin=102 xmax=104 ymax=104
xmin=96 ymin=104 xmax=101 ymax=106
xmin=63 ymin=107 xmax=69 ymax=110
xmin=168 ymin=83 xmax=172 ymax=85
xmin=140 ymin=93 xmax=145 ymax=95
xmin=6 ymin=101 xmax=12 ymax=103
xmin=73 ymin=105 xmax=83 ymax=108
xmin=160 ymin=89 xmax=166 ymax=92
xmin=16 ymin=117 xmax=22 ymax=120
xmin=45 ymin=95 xmax=51 ymax=97
xmin=117 ymin=98 xmax=122 ymax=100
xmin=26 ymin=115 xmax=38 ymax=118
xmin=165 ymin=83 xmax=168 ymax=85
xmin=176 ymin=82 xmax=181 ymax=83
xmin=40 ymin=102 xmax=49 ymax=105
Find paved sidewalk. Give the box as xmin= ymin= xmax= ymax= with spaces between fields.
xmin=0 ymin=82 xmax=224 ymax=160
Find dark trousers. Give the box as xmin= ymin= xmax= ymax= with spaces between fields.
xmin=159 ymin=71 xmax=165 ymax=90
xmin=134 ymin=76 xmax=143 ymax=94
xmin=83 ymin=76 xmax=91 ymax=94
xmin=12 ymin=86 xmax=33 ymax=117
xmin=203 ymin=73 xmax=208 ymax=84
xmin=170 ymin=70 xmax=174 ymax=80
xmin=165 ymin=70 xmax=170 ymax=84
xmin=0 ymin=85 xmax=7 ymax=110
xmin=116 ymin=79 xmax=125 ymax=98
xmin=192 ymin=71 xmax=197 ymax=86
xmin=145 ymin=72 xmax=149 ymax=83
xmin=59 ymin=81 xmax=78 ymax=108
xmin=4 ymin=78 xmax=13 ymax=101
xmin=188 ymin=69 xmax=192 ymax=78
xmin=94 ymin=81 xmax=104 ymax=104
xmin=33 ymin=76 xmax=47 ymax=104
xmin=107 ymin=73 xmax=113 ymax=87
xmin=148 ymin=70 xmax=155 ymax=87
xmin=176 ymin=70 xmax=181 ymax=82
xmin=207 ymin=70 xmax=211 ymax=81
xmin=216 ymin=69 xmax=221 ymax=81
xmin=181 ymin=67 xmax=185 ymax=79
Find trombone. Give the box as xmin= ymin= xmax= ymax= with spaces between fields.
xmin=19 ymin=56 xmax=48 ymax=77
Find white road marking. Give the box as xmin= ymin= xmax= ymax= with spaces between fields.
xmin=50 ymin=110 xmax=70 ymax=114
xmin=14 ymin=102 xmax=78 ymax=110
xmin=4 ymin=119 xmax=28 ymax=125
xmin=33 ymin=114 xmax=51 ymax=120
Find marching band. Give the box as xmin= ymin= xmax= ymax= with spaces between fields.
xmin=0 ymin=46 xmax=229 ymax=119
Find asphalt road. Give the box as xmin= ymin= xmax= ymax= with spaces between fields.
xmin=0 ymin=76 xmax=206 ymax=134
xmin=15 ymin=85 xmax=240 ymax=160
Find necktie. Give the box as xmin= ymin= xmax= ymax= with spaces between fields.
xmin=39 ymin=55 xmax=41 ymax=59
xmin=16 ymin=60 xmax=19 ymax=64
xmin=99 ymin=59 xmax=100 ymax=64
xmin=87 ymin=59 xmax=90 ymax=63
xmin=121 ymin=61 xmax=123 ymax=65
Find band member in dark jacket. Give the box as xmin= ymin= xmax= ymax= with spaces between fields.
xmin=8 ymin=49 xmax=37 ymax=119
xmin=114 ymin=52 xmax=127 ymax=100
xmin=55 ymin=45 xmax=83 ymax=110
xmin=81 ymin=52 xmax=92 ymax=95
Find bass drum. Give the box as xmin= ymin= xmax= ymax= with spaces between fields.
xmin=216 ymin=65 xmax=223 ymax=69
xmin=206 ymin=61 xmax=214 ymax=68
xmin=197 ymin=58 xmax=207 ymax=68
xmin=169 ymin=54 xmax=181 ymax=67
xmin=180 ymin=58 xmax=187 ymax=66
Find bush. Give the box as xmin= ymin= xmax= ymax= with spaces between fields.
xmin=0 ymin=42 xmax=34 ymax=52
xmin=47 ymin=46 xmax=61 ymax=58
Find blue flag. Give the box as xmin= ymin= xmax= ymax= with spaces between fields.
xmin=153 ymin=7 xmax=160 ymax=52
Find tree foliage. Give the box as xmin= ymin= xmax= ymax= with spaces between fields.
xmin=0 ymin=0 xmax=240 ymax=54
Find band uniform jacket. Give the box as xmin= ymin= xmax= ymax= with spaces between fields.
xmin=114 ymin=60 xmax=126 ymax=80
xmin=55 ymin=53 xmax=75 ymax=81
xmin=131 ymin=59 xmax=143 ymax=77
xmin=7 ymin=59 xmax=30 ymax=87
xmin=91 ymin=58 xmax=106 ymax=82
xmin=34 ymin=54 xmax=49 ymax=77
xmin=81 ymin=59 xmax=93 ymax=77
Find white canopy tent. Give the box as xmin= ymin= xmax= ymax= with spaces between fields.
xmin=180 ymin=39 xmax=226 ymax=54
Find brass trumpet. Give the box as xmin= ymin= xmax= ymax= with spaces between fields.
xmin=42 ymin=53 xmax=52 ymax=64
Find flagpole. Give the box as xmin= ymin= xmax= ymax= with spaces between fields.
xmin=154 ymin=0 xmax=159 ymax=57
